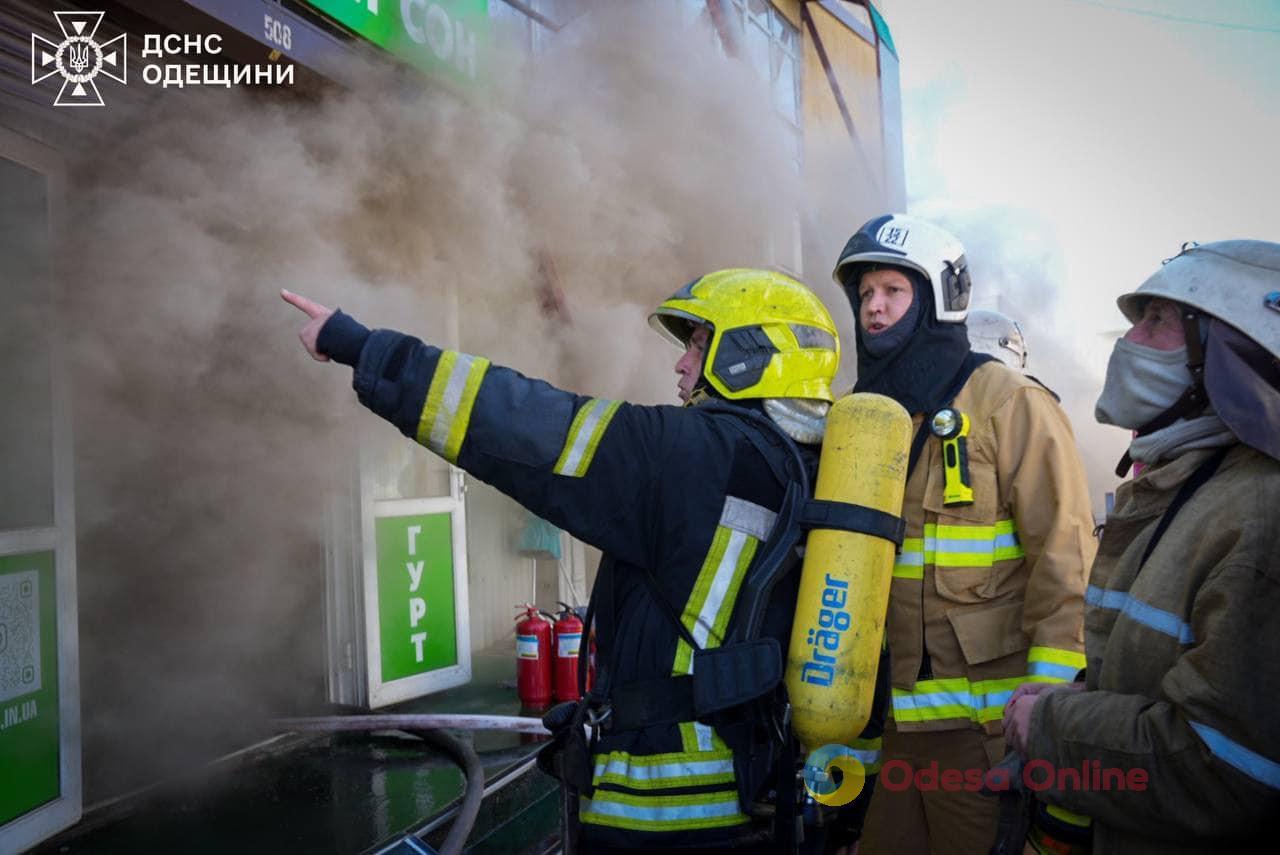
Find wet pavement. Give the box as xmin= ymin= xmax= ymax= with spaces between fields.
xmin=35 ymin=649 xmax=560 ymax=855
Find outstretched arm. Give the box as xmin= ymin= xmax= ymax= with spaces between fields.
xmin=281 ymin=291 xmax=718 ymax=569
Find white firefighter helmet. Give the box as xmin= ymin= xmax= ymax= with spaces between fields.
xmin=967 ymin=309 xmax=1027 ymax=370
xmin=1117 ymin=240 xmax=1280 ymax=360
xmin=831 ymin=214 xmax=973 ymax=323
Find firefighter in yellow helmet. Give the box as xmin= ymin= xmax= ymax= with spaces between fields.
xmin=1004 ymin=241 xmax=1280 ymax=854
xmin=285 ymin=269 xmax=878 ymax=853
xmin=829 ymin=215 xmax=1096 ymax=854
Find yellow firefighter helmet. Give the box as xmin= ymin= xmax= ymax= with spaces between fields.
xmin=649 ymin=268 xmax=840 ymax=403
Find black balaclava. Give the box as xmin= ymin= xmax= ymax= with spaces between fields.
xmin=846 ymin=266 xmax=972 ymax=415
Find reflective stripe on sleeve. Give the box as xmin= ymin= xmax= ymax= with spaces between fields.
xmin=891 ymin=675 xmax=1025 ymax=724
xmin=416 ymin=351 xmax=490 ymax=463
xmin=1190 ymin=721 xmax=1280 ymax=790
xmin=553 ymin=398 xmax=622 ymax=477
xmin=1027 ymin=646 xmax=1086 ymax=683
xmin=1086 ymin=585 xmax=1195 ymax=644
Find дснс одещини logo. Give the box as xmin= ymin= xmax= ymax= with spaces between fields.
xmin=31 ymin=11 xmax=126 ymax=107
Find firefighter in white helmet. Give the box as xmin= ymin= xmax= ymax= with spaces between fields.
xmin=967 ymin=309 xmax=1028 ymax=371
xmin=1004 ymin=241 xmax=1280 ymax=854
xmin=829 ymin=215 xmax=1096 ymax=854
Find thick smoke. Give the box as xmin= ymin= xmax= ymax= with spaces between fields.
xmin=913 ymin=201 xmax=1128 ymax=517
xmin=62 ymin=3 xmax=869 ymax=801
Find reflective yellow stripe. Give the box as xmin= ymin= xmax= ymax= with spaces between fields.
xmin=893 ymin=536 xmax=925 ymax=579
xmin=931 ymin=520 xmax=1024 ymax=566
xmin=894 ymin=520 xmax=1024 ymax=572
xmin=891 ymin=675 xmax=1025 ymax=724
xmin=416 ymin=350 xmax=490 ymax=463
xmin=679 ymin=721 xmax=728 ymax=754
xmin=553 ymin=398 xmax=621 ymax=477
xmin=581 ymin=788 xmax=747 ymax=831
xmin=1028 ymin=646 xmax=1086 ymax=667
xmin=991 ymin=519 xmax=1025 ymax=561
xmin=672 ymin=525 xmax=759 ymax=675
xmin=1045 ymin=804 xmax=1092 ymax=828
xmin=1027 ymin=646 xmax=1086 ymax=683
xmin=849 ymin=736 xmax=883 ymax=774
xmin=593 ymin=748 xmax=735 ymax=790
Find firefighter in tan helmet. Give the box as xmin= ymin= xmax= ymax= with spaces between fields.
xmin=1004 ymin=240 xmax=1280 ymax=854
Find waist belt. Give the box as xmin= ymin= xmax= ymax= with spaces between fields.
xmin=607 ymin=638 xmax=783 ymax=733
xmin=609 ymin=676 xmax=696 ymax=732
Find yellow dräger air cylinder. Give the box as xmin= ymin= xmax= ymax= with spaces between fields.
xmin=785 ymin=392 xmax=911 ymax=751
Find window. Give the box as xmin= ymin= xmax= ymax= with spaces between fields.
xmin=490 ymin=0 xmax=575 ymax=57
xmin=0 ymin=157 xmax=54 ymax=530
xmin=490 ymin=0 xmax=536 ymax=57
xmin=725 ymin=0 xmax=802 ymax=144
xmin=720 ymin=1 xmax=804 ymax=273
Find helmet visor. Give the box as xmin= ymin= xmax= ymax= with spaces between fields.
xmin=941 ymin=255 xmax=972 ymax=314
xmin=648 ymin=307 xmax=707 ymax=348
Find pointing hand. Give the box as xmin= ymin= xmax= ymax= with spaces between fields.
xmin=281 ymin=289 xmax=335 ymax=362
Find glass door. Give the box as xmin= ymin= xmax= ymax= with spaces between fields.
xmin=0 ymin=128 xmax=81 ymax=852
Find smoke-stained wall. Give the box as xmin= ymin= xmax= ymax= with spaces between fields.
xmin=57 ymin=2 xmax=885 ymax=803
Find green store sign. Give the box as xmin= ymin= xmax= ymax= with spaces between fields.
xmin=375 ymin=512 xmax=458 ymax=683
xmin=0 ymin=551 xmax=59 ymax=827
xmin=305 ymin=0 xmax=489 ymax=83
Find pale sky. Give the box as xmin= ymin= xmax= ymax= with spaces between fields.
xmin=887 ymin=0 xmax=1280 ymax=369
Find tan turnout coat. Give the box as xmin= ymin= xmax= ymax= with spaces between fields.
xmin=885 ymin=361 xmax=1096 ymax=735
xmin=1029 ymin=444 xmax=1280 ymax=854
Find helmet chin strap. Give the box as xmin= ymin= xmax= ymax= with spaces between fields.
xmin=685 ymin=379 xmax=723 ymax=408
xmin=1115 ymin=308 xmax=1209 ymax=477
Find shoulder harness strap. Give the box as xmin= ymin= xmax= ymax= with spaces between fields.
xmin=1138 ymin=446 xmax=1230 ymax=570
xmin=907 ymin=351 xmax=997 ymax=480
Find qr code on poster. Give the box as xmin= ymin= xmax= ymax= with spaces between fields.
xmin=0 ymin=570 xmax=41 ymax=704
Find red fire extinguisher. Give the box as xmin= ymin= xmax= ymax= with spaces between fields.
xmin=553 ymin=602 xmax=589 ymax=702
xmin=515 ymin=604 xmax=554 ymax=709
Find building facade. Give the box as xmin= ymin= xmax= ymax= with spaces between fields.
xmin=0 ymin=2 xmax=902 ymax=849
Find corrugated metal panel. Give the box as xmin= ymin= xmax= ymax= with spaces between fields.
xmin=0 ymin=0 xmax=156 ymax=152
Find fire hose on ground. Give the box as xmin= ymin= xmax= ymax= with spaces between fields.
xmin=274 ymin=714 xmax=554 ymax=855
